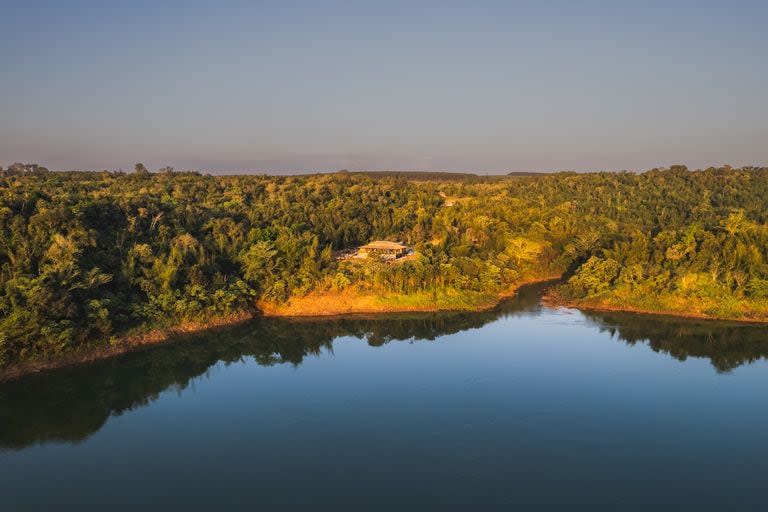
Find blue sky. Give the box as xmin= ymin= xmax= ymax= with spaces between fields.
xmin=2 ymin=0 xmax=766 ymax=173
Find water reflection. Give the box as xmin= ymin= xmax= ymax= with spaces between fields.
xmin=583 ymin=310 xmax=768 ymax=373
xmin=3 ymin=280 xmax=768 ymax=450
xmin=0 ymin=282 xmax=545 ymax=450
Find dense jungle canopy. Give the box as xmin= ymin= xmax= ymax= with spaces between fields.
xmin=2 ymin=163 xmax=768 ymax=366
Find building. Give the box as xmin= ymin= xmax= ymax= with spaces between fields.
xmin=358 ymin=241 xmax=408 ymax=259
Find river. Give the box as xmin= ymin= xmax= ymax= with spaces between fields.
xmin=2 ymin=282 xmax=768 ymax=509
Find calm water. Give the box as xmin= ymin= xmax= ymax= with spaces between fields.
xmin=3 ymin=282 xmax=768 ymax=509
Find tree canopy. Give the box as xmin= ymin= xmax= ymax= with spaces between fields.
xmin=2 ymin=164 xmax=768 ymax=367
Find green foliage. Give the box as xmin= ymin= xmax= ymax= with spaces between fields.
xmin=3 ymin=165 xmax=768 ymax=366
xmin=747 ymin=278 xmax=768 ymax=299
xmin=568 ymin=257 xmax=620 ymax=297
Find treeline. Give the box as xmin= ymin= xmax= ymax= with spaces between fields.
xmin=1 ymin=164 xmax=768 ymax=366
xmin=552 ymin=167 xmax=768 ymax=318
xmin=6 ymin=284 xmax=762 ymax=450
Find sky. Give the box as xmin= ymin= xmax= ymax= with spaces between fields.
xmin=1 ymin=0 xmax=767 ymax=174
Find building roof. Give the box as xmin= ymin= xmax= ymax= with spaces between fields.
xmin=360 ymin=241 xmax=407 ymax=251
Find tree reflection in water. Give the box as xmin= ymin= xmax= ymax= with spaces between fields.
xmin=0 ymin=282 xmax=545 ymax=450
xmin=3 ymin=280 xmax=768 ymax=450
xmin=583 ymin=310 xmax=768 ymax=373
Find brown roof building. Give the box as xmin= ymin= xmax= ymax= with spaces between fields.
xmin=358 ymin=241 xmax=408 ymax=259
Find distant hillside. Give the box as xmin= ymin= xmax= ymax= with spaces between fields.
xmin=336 ymin=170 xmax=509 ymax=182
xmin=352 ymin=170 xmax=485 ymax=181
xmin=507 ymin=171 xmax=549 ymax=177
xmin=349 ymin=170 xmax=548 ymax=181
xmin=249 ymin=169 xmax=549 ymax=181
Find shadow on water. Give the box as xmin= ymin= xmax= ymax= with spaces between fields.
xmin=0 ymin=282 xmax=548 ymax=450
xmin=3 ymin=279 xmax=768 ymax=450
xmin=582 ymin=310 xmax=768 ymax=373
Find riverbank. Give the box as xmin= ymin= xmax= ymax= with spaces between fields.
xmin=543 ymin=288 xmax=768 ymax=325
xmin=258 ymin=277 xmax=558 ymax=317
xmin=0 ymin=311 xmax=256 ymax=383
xmin=0 ymin=277 xmax=557 ymax=382
xmin=5 ymin=277 xmax=768 ymax=383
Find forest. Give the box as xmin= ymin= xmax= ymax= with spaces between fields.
xmin=2 ymin=163 xmax=768 ymax=368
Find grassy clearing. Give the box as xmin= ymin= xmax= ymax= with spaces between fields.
xmin=260 ymin=286 xmax=516 ymax=317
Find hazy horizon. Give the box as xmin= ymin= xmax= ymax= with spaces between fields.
xmin=5 ymin=163 xmax=757 ymax=176
xmin=3 ymin=1 xmax=767 ymax=174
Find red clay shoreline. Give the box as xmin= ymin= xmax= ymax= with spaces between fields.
xmin=260 ymin=275 xmax=562 ymax=318
xmin=5 ymin=276 xmax=767 ymax=383
xmin=0 ymin=312 xmax=256 ymax=384
xmin=0 ymin=277 xmax=556 ymax=383
xmin=542 ymin=291 xmax=768 ymax=325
